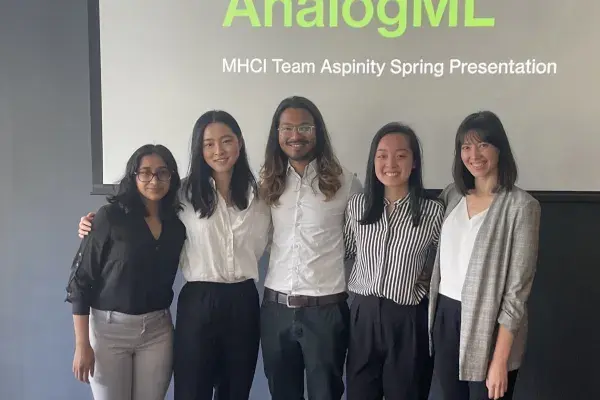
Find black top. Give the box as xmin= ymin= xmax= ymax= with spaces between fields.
xmin=65 ymin=203 xmax=186 ymax=315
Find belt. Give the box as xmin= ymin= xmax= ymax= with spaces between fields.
xmin=263 ymin=288 xmax=348 ymax=308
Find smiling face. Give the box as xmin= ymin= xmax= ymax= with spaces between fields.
xmin=277 ymin=107 xmax=316 ymax=162
xmin=374 ymin=133 xmax=414 ymax=189
xmin=202 ymin=122 xmax=241 ymax=174
xmin=135 ymin=153 xmax=171 ymax=202
xmin=460 ymin=130 xmax=499 ymax=180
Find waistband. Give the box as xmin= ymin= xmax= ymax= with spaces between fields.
xmin=90 ymin=308 xmax=170 ymax=323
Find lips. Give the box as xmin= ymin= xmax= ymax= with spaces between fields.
xmin=470 ymin=161 xmax=487 ymax=169
xmin=287 ymin=141 xmax=307 ymax=148
xmin=384 ymin=172 xmax=399 ymax=177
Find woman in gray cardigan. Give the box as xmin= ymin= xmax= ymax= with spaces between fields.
xmin=429 ymin=111 xmax=541 ymax=400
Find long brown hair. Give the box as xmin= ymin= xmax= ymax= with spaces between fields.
xmin=259 ymin=96 xmax=342 ymax=206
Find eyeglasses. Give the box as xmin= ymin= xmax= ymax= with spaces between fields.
xmin=278 ymin=124 xmax=315 ymax=135
xmin=135 ymin=169 xmax=172 ymax=182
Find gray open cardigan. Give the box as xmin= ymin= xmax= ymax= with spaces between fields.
xmin=428 ymin=183 xmax=541 ymax=381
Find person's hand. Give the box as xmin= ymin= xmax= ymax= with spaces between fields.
xmin=72 ymin=342 xmax=95 ymax=383
xmin=78 ymin=212 xmax=95 ymax=238
xmin=486 ymin=357 xmax=508 ymax=399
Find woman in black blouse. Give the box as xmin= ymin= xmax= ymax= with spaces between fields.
xmin=65 ymin=144 xmax=186 ymax=400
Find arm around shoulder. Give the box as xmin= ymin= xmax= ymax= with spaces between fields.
xmin=497 ymin=198 xmax=541 ymax=334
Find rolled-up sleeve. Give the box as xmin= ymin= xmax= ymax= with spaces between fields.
xmin=65 ymin=207 xmax=110 ymax=315
xmin=497 ymin=199 xmax=541 ymax=334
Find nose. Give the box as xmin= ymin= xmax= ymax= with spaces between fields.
xmin=290 ymin=130 xmax=303 ymax=141
xmin=214 ymin=143 xmax=225 ymax=155
xmin=385 ymin=156 xmax=397 ymax=168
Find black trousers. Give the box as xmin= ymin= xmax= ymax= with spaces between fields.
xmin=260 ymin=293 xmax=350 ymax=400
xmin=346 ymin=294 xmax=431 ymax=400
xmin=433 ymin=294 xmax=519 ymax=400
xmin=173 ymin=280 xmax=260 ymax=400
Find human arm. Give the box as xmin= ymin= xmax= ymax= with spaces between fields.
xmin=343 ymin=199 xmax=357 ymax=261
xmin=416 ymin=201 xmax=444 ymax=289
xmin=72 ymin=315 xmax=94 ymax=383
xmin=497 ymin=199 xmax=541 ymax=334
xmin=66 ymin=207 xmax=110 ymax=382
xmin=487 ymin=199 xmax=541 ymax=398
xmin=485 ymin=325 xmax=513 ymax=399
xmin=342 ymin=173 xmax=361 ymax=261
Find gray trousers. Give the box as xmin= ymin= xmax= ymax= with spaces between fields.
xmin=89 ymin=308 xmax=173 ymax=400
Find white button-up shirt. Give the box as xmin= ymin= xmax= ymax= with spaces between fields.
xmin=264 ymin=161 xmax=362 ymax=296
xmin=178 ymin=184 xmax=271 ymax=283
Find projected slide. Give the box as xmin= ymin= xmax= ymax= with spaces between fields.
xmin=88 ymin=0 xmax=600 ymax=194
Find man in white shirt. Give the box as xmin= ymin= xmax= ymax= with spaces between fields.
xmin=258 ymin=96 xmax=362 ymax=400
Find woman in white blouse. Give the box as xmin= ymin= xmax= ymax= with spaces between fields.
xmin=429 ymin=111 xmax=541 ymax=400
xmin=77 ymin=110 xmax=271 ymax=400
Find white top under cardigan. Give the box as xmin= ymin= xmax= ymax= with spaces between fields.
xmin=438 ymin=197 xmax=489 ymax=301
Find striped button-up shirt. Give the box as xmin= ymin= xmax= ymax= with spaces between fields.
xmin=343 ymin=192 xmax=444 ymax=305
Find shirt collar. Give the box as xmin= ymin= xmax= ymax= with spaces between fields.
xmin=383 ymin=192 xmax=411 ymax=207
xmin=207 ymin=176 xmax=256 ymax=205
xmin=286 ymin=158 xmax=318 ymax=179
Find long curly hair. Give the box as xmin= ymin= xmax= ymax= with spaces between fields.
xmin=259 ymin=96 xmax=342 ymax=206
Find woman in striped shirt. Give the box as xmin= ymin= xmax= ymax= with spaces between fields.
xmin=343 ymin=122 xmax=444 ymax=400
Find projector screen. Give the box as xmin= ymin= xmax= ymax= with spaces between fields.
xmin=88 ymin=0 xmax=600 ymax=194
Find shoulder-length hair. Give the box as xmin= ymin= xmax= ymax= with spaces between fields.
xmin=359 ymin=122 xmax=428 ymax=227
xmin=453 ymin=110 xmax=518 ymax=195
xmin=183 ymin=110 xmax=257 ymax=218
xmin=107 ymin=144 xmax=182 ymax=217
xmin=259 ymin=96 xmax=342 ymax=206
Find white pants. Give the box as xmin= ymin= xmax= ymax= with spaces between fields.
xmin=89 ymin=308 xmax=173 ymax=400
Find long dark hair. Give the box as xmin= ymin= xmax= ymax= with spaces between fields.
xmin=107 ymin=144 xmax=182 ymax=217
xmin=453 ymin=110 xmax=518 ymax=195
xmin=259 ymin=96 xmax=342 ymax=206
xmin=183 ymin=110 xmax=257 ymax=218
xmin=359 ymin=122 xmax=428 ymax=227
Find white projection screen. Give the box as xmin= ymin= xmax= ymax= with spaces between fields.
xmin=88 ymin=0 xmax=600 ymax=199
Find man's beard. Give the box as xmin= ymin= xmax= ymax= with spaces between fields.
xmin=284 ymin=140 xmax=315 ymax=162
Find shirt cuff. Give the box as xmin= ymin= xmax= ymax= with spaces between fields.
xmin=72 ymin=301 xmax=90 ymax=315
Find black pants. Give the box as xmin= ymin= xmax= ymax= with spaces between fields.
xmin=433 ymin=294 xmax=519 ymax=400
xmin=346 ymin=294 xmax=431 ymax=400
xmin=260 ymin=294 xmax=350 ymax=400
xmin=173 ymin=280 xmax=260 ymax=400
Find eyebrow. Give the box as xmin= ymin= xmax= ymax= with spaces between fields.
xmin=377 ymin=148 xmax=409 ymax=152
xmin=139 ymin=166 xmax=166 ymax=170
xmin=204 ymin=134 xmax=234 ymax=141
